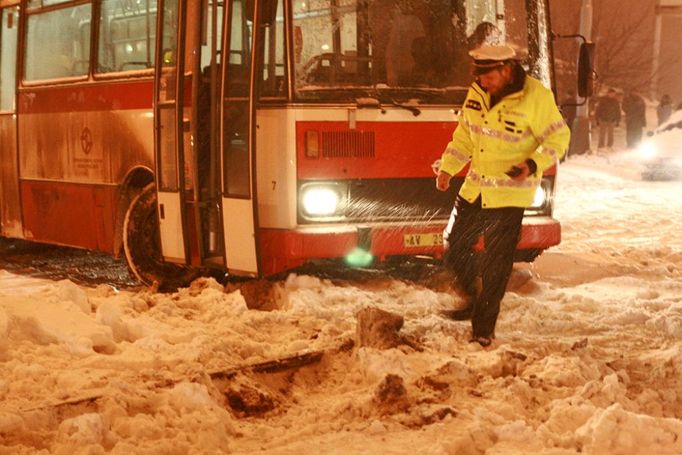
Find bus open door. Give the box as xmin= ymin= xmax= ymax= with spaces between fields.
xmin=218 ymin=0 xmax=262 ymax=276
xmin=153 ymin=0 xmax=190 ymax=267
xmin=151 ymin=0 xmax=259 ymax=279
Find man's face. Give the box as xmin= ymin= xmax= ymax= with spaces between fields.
xmin=478 ymin=65 xmax=512 ymax=96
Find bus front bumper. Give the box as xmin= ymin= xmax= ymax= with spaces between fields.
xmin=258 ymin=216 xmax=560 ymax=276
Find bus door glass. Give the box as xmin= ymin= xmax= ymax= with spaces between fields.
xmin=193 ymin=0 xmax=226 ymax=268
xmin=219 ymin=0 xmax=261 ymax=275
xmin=0 ymin=5 xmax=21 ymax=238
xmin=154 ymin=0 xmax=189 ymax=264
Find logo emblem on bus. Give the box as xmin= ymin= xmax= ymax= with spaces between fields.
xmin=80 ymin=127 xmax=93 ymax=155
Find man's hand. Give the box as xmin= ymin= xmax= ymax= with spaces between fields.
xmin=506 ymin=161 xmax=531 ymax=181
xmin=436 ymin=171 xmax=452 ymax=191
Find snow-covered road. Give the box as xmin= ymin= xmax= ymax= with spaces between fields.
xmin=1 ymin=149 xmax=681 ymax=454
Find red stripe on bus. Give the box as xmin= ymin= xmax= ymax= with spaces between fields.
xmin=18 ymin=80 xmax=154 ymax=113
xmin=296 ymin=121 xmax=454 ymax=179
xmin=296 ymin=121 xmax=559 ymax=179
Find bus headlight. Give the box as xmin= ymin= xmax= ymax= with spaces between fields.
xmin=300 ymin=183 xmax=345 ymax=218
xmin=531 ymin=184 xmax=546 ymax=208
xmin=525 ymin=177 xmax=554 ymax=215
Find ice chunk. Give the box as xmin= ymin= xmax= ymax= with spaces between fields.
xmin=53 ymin=279 xmax=91 ymax=313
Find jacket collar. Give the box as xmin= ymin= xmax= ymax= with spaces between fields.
xmin=472 ymin=62 xmax=527 ymax=110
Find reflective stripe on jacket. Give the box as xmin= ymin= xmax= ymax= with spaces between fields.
xmin=439 ymin=75 xmax=570 ymax=208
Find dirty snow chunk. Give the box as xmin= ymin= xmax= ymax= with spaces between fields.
xmin=538 ymin=400 xmax=598 ymax=447
xmin=96 ymin=300 xmax=142 ymax=343
xmin=184 ymin=276 xmax=224 ymax=295
xmin=577 ymin=403 xmax=682 ymax=454
xmin=356 ymin=307 xmax=404 ymax=350
xmin=373 ymin=374 xmax=409 ymax=415
xmin=474 ymin=350 xmax=528 ymax=378
xmin=1 ymin=295 xmax=115 ymax=355
xmin=57 ymin=413 xmax=106 ymax=446
xmin=53 ymin=279 xmax=91 ymax=313
xmin=493 ymin=420 xmax=544 ymax=452
xmin=287 ymin=339 xmax=310 ymax=352
xmin=435 ymin=359 xmax=478 ymax=386
xmin=522 ymin=355 xmax=600 ymax=387
xmin=366 ymin=419 xmax=387 ymax=435
xmin=284 ymin=273 xmax=327 ymax=291
xmin=647 ymin=313 xmax=682 ymax=338
xmin=578 ymin=373 xmax=630 ymax=408
xmin=356 ymin=348 xmax=415 ymax=383
xmin=92 ymin=283 xmax=119 ymax=297
xmin=168 ymin=382 xmax=217 ymax=411
xmin=605 ymin=307 xmax=650 ymax=325
xmin=214 ymin=289 xmax=250 ymax=316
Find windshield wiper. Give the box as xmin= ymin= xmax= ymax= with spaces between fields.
xmin=389 ymin=99 xmax=421 ymax=116
xmin=356 ymin=96 xmax=421 ymax=116
xmin=356 ymin=97 xmax=386 ymax=114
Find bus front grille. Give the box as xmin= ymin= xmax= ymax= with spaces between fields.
xmin=345 ymin=178 xmax=460 ymax=221
xmin=321 ymin=131 xmax=375 ymax=158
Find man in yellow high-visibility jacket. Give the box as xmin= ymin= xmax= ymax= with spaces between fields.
xmin=436 ymin=44 xmax=570 ymax=347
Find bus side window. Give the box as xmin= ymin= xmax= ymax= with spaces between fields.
xmin=24 ymin=3 xmax=92 ymax=81
xmin=225 ymin=0 xmax=251 ymax=98
xmin=258 ymin=0 xmax=285 ymax=98
xmin=97 ymin=0 xmax=158 ymax=74
xmin=227 ymin=51 xmax=249 ymax=97
xmin=0 ymin=8 xmax=18 ymax=111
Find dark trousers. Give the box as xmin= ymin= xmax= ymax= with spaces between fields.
xmin=444 ymin=195 xmax=524 ymax=338
xmin=598 ymin=121 xmax=616 ymax=148
xmin=625 ymin=123 xmax=643 ymax=148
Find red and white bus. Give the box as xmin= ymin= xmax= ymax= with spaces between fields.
xmin=0 ymin=0 xmax=583 ymax=284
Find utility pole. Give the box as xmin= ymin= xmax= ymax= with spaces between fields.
xmin=571 ymin=0 xmax=593 ymax=155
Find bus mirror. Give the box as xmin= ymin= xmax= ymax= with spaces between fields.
xmin=577 ymin=42 xmax=595 ymax=98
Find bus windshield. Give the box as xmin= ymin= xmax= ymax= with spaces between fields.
xmin=292 ymin=0 xmax=538 ymax=104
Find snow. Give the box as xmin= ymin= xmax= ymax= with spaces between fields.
xmin=2 ymin=149 xmax=682 ymax=454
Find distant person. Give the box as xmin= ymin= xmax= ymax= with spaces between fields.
xmin=595 ymin=88 xmax=621 ymax=150
xmin=657 ymin=94 xmax=673 ymax=126
xmin=622 ymin=90 xmax=646 ymax=148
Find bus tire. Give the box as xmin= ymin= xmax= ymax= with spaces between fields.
xmin=123 ymin=183 xmax=193 ymax=289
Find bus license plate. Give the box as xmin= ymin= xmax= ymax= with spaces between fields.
xmin=404 ymin=232 xmax=443 ymax=248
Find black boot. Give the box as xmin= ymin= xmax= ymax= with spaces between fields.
xmin=468 ymin=335 xmax=492 ymax=347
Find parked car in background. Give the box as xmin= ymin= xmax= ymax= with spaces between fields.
xmin=638 ymin=109 xmax=682 ymax=180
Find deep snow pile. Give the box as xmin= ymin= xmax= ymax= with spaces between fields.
xmin=1 ymin=149 xmax=682 ymax=454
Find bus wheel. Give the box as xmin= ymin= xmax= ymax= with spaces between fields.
xmin=123 ymin=183 xmax=193 ymax=289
